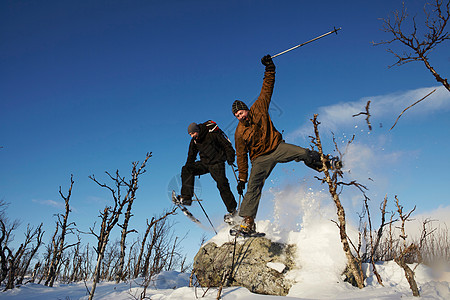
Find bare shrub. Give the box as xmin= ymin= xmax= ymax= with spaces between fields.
xmin=137 ymin=210 xmax=183 ymax=300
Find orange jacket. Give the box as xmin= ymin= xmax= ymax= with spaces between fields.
xmin=234 ymin=68 xmax=282 ymax=182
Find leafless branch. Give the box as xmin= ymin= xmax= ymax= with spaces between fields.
xmin=390 ymin=89 xmax=437 ymax=130
xmin=352 ymin=100 xmax=372 ymax=131
xmin=373 ymin=0 xmax=450 ymax=91
xmin=310 ymin=114 xmax=365 ymax=288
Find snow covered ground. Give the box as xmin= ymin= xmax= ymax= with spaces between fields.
xmin=1 ymin=219 xmax=449 ymax=300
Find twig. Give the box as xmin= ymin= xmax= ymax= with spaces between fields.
xmin=353 ymin=100 xmax=372 ymax=130
xmin=390 ymin=89 xmax=436 ymax=130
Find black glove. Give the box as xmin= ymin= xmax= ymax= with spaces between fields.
xmin=261 ymin=54 xmax=273 ymax=66
xmin=261 ymin=54 xmax=275 ymax=72
xmin=227 ymin=157 xmax=235 ymax=165
xmin=237 ymin=180 xmax=246 ymax=195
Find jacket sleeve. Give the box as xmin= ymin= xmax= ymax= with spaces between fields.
xmin=235 ymin=128 xmax=249 ymax=182
xmin=253 ymin=67 xmax=275 ymax=113
xmin=186 ymin=139 xmax=198 ymax=164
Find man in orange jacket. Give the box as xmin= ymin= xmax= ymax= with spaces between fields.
xmin=232 ymin=55 xmax=341 ymax=235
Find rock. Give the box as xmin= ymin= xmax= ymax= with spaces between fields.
xmin=193 ymin=236 xmax=296 ymax=296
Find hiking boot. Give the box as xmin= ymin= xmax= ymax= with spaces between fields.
xmin=320 ymin=155 xmax=343 ymax=171
xmin=176 ymin=195 xmax=192 ymax=206
xmin=328 ymin=156 xmax=343 ymax=170
xmin=224 ymin=209 xmax=238 ymax=225
xmin=235 ymin=216 xmax=256 ymax=234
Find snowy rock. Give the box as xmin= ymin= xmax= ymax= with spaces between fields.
xmin=193 ymin=236 xmax=296 ymax=296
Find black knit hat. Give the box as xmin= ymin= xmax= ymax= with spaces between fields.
xmin=232 ymin=100 xmax=249 ymax=115
xmin=187 ymin=122 xmax=200 ymax=134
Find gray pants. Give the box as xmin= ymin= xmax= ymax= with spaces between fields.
xmin=239 ymin=142 xmax=321 ymax=218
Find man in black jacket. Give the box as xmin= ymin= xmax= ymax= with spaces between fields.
xmin=177 ymin=121 xmax=237 ymax=221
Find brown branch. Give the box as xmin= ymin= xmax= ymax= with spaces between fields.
xmin=390 ymin=89 xmax=437 ymax=130
xmin=393 ymin=196 xmax=421 ymax=296
xmin=311 ymin=114 xmax=364 ymax=288
xmin=352 ymin=100 xmax=372 ymax=131
xmin=395 ymin=243 xmax=421 ymax=296
xmin=373 ymin=0 xmax=450 ymax=91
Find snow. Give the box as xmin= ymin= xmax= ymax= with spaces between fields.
xmin=1 ymin=220 xmax=448 ymax=300
xmin=1 ymin=184 xmax=448 ymax=299
xmin=1 ymin=258 xmax=448 ymax=300
xmin=267 ymin=262 xmax=286 ymax=273
xmin=2 ymin=183 xmax=449 ymax=299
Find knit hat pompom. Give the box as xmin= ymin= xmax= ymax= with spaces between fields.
xmin=187 ymin=122 xmax=200 ymax=134
xmin=232 ymin=100 xmax=249 ymax=115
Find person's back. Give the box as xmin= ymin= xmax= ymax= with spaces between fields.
xmin=192 ymin=122 xmax=233 ymax=165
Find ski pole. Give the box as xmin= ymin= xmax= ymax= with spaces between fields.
xmin=193 ymin=192 xmax=217 ymax=234
xmin=271 ymin=27 xmax=341 ymax=59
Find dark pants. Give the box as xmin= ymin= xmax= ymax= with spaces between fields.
xmin=239 ymin=142 xmax=323 ymax=218
xmin=181 ymin=161 xmax=237 ymax=213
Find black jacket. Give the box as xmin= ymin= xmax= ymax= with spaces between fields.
xmin=186 ymin=122 xmax=235 ymax=166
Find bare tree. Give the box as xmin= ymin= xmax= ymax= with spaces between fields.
xmin=82 ymin=243 xmax=92 ymax=281
xmin=374 ymin=0 xmax=450 ymax=91
xmin=86 ymin=153 xmax=151 ymax=300
xmin=310 ymin=114 xmax=365 ymax=288
xmin=3 ymin=239 xmax=25 ymax=291
xmin=360 ymin=194 xmax=383 ymax=286
xmin=67 ymin=235 xmax=83 ymax=283
xmin=2 ymin=224 xmax=42 ymax=291
xmin=0 ymin=201 xmax=21 ymax=286
xmin=101 ymin=240 xmax=120 ymax=281
xmin=17 ymin=223 xmax=44 ymax=285
xmin=45 ymin=175 xmax=78 ymax=287
xmin=134 ymin=209 xmax=177 ymax=278
xmin=393 ymin=196 xmax=420 ymax=297
xmin=37 ymin=244 xmax=52 ymax=284
xmin=142 ymin=217 xmax=167 ymax=279
xmin=139 ymin=213 xmax=182 ymax=300
xmin=87 ymin=207 xmax=124 ymax=300
xmin=116 ymin=153 xmax=152 ymax=283
xmin=125 ymin=240 xmax=138 ymax=281
xmin=30 ymin=261 xmax=41 ymax=283
xmin=416 ymin=220 xmax=449 ymax=264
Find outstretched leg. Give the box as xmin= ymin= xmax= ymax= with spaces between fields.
xmin=274 ymin=142 xmax=325 ymax=171
xmin=180 ymin=162 xmax=209 ymax=201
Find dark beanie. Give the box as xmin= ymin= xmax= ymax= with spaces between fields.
xmin=232 ymin=100 xmax=249 ymax=115
xmin=187 ymin=122 xmax=200 ymax=134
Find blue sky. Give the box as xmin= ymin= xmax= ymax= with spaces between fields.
xmin=1 ymin=0 xmax=449 ymax=262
